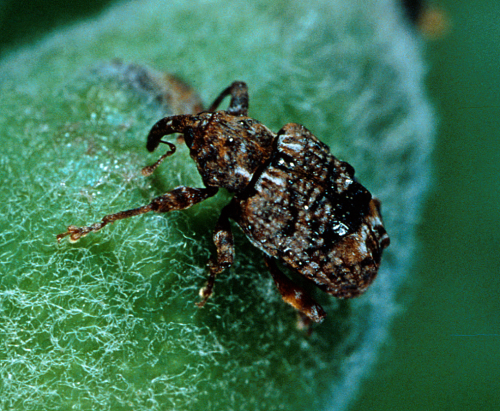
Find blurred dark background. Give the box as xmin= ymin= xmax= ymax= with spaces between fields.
xmin=1 ymin=0 xmax=498 ymax=409
xmin=0 ymin=0 xmax=115 ymax=55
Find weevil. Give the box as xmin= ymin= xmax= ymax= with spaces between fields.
xmin=57 ymin=81 xmax=390 ymax=323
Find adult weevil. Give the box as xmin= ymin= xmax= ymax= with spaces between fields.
xmin=57 ymin=81 xmax=390 ymax=323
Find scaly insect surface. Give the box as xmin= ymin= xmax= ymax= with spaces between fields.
xmin=58 ymin=81 xmax=390 ymax=323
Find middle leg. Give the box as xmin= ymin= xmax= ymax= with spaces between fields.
xmin=197 ymin=202 xmax=235 ymax=307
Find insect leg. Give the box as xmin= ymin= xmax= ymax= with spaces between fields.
xmin=207 ymin=81 xmax=249 ymax=116
xmin=264 ymin=256 xmax=327 ymax=323
xmin=197 ymin=202 xmax=235 ymax=307
xmin=57 ymin=186 xmax=218 ymax=243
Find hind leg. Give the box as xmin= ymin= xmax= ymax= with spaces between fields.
xmin=264 ymin=256 xmax=326 ymax=323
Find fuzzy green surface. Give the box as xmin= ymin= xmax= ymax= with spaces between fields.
xmin=0 ymin=1 xmax=434 ymax=410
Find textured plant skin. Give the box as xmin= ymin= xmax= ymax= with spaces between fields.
xmin=0 ymin=1 xmax=434 ymax=410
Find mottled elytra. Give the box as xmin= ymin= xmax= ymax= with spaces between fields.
xmin=57 ymin=81 xmax=390 ymax=323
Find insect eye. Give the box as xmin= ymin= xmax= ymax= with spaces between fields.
xmin=184 ymin=127 xmax=195 ymax=147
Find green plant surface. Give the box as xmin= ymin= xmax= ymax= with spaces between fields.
xmin=0 ymin=1 xmax=434 ymax=410
xmin=354 ymin=1 xmax=500 ymax=410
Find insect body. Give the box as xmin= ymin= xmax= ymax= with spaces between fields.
xmin=58 ymin=81 xmax=390 ymax=323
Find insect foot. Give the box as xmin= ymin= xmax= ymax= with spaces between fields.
xmin=57 ymin=81 xmax=390 ymax=324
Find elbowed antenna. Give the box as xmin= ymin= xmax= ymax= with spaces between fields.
xmin=141 ymin=140 xmax=176 ymax=176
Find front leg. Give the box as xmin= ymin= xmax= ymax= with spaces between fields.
xmin=197 ymin=203 xmax=235 ymax=307
xmin=57 ymin=186 xmax=218 ymax=243
xmin=207 ymin=81 xmax=249 ymax=116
